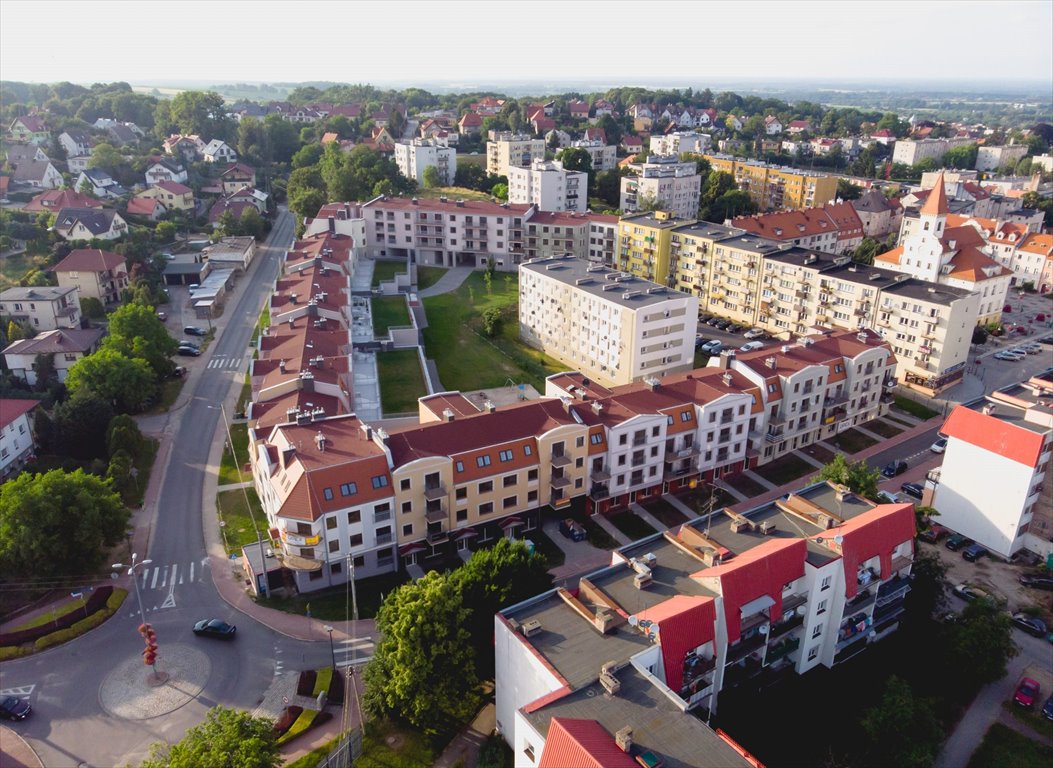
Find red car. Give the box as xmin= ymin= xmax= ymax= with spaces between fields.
xmin=1014 ymin=677 xmax=1040 ymax=708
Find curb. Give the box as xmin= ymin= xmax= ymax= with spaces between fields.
xmin=0 ymin=724 xmax=43 ymax=768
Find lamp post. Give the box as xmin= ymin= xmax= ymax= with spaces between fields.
xmin=114 ymin=553 xmax=152 ymax=633
xmin=208 ymin=401 xmax=269 ymax=599
xmin=113 ymin=553 xmax=166 ymax=683
xmin=323 ymin=624 xmax=337 ymax=672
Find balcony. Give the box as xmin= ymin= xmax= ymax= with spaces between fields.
xmin=768 ymin=612 xmax=804 ymax=638
xmin=426 ymin=529 xmax=449 ymax=545
xmin=726 ymin=633 xmax=767 ymax=664
xmin=764 ymin=427 xmax=785 ymax=444
xmin=876 ymin=574 xmax=911 ymax=607
xmin=425 ymin=506 xmax=447 ymax=524
xmin=666 ymin=444 xmax=700 ymax=460
xmin=591 ymin=466 xmax=611 ymax=481
xmin=550 ymin=474 xmax=572 ymax=489
xmin=844 ymin=588 xmax=876 ymax=613
xmin=766 ymin=636 xmax=800 ymax=663
xmin=590 ymin=483 xmax=611 ymax=500
xmin=550 ymin=452 xmax=572 ymax=467
xmin=423 ymin=484 xmax=446 ymax=502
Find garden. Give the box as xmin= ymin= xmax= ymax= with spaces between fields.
xmin=377 ymin=349 xmax=428 ymax=415
xmin=371 ymin=295 xmax=411 ymax=337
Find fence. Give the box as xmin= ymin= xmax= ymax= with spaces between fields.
xmin=314 ymin=728 xmax=362 ymax=768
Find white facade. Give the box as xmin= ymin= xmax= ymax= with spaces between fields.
xmin=0 ymin=286 xmax=82 ymax=331
xmin=567 ymin=140 xmax=617 ymax=171
xmin=975 ymin=144 xmax=1028 ymax=173
xmin=650 ymin=131 xmax=710 ymax=156
xmin=620 ymin=156 xmax=702 ymax=220
xmin=0 ymin=401 xmax=36 ymax=481
xmin=507 ymin=159 xmax=587 ymax=213
xmin=394 ymin=139 xmax=457 ymax=186
xmin=486 ymin=132 xmax=546 ymax=177
xmin=892 ymin=137 xmax=972 ymax=167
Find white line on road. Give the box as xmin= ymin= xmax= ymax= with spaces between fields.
xmin=189 ymin=561 xmax=195 ymax=582
xmin=160 ymin=565 xmax=169 ymax=588
xmin=171 ymin=563 xmax=179 ymax=585
xmin=150 ymin=567 xmax=160 ymax=589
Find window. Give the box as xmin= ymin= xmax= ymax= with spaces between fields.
xmin=478 ymin=480 xmax=494 ymax=494
xmin=330 ymin=562 xmax=342 ymax=575
xmin=816 ymin=599 xmax=827 ymax=616
xmin=353 ymin=555 xmax=365 ymax=568
xmin=323 ymin=487 xmax=334 ymax=501
xmin=524 ymin=444 xmax=532 ymax=456
xmin=680 ymin=411 xmax=692 ymax=422
xmin=402 ymin=524 xmax=413 ymax=537
xmin=371 ymin=475 xmax=389 ymax=489
xmin=503 ymin=475 xmax=517 ymax=487
xmin=339 ymin=482 xmax=357 ymax=497
xmin=349 ymin=533 xmax=363 ymax=547
xmin=476 ymin=455 xmax=492 ymax=468
xmin=329 ymin=539 xmax=339 ymax=553
xmin=455 ymin=461 xmax=464 ymax=473
xmin=528 ymin=468 xmax=538 ymax=481
xmin=807 ymin=645 xmax=819 ymax=662
xmin=820 ymin=575 xmax=831 ymax=591
xmin=326 ymin=517 xmax=337 ymax=530
xmin=479 ymin=502 xmax=494 ymax=515
xmin=402 ymin=501 xmax=412 ymax=514
xmin=499 ymin=449 xmax=514 ymax=462
xmin=575 ymin=436 xmax=584 ymax=448
xmin=400 ymin=478 xmax=411 ymax=491
xmin=591 ymin=433 xmax=603 ymax=445
xmin=503 ymin=496 xmax=517 ymax=509
xmin=619 ymin=434 xmax=627 ymax=445
xmin=528 ymin=490 xmax=538 ymax=503
xmin=456 ymin=487 xmax=467 ymax=500
xmin=456 ymin=509 xmax=468 ymax=522
xmin=347 ymin=510 xmax=361 ymax=525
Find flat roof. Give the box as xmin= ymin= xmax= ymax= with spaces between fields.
xmin=589 ymin=537 xmax=715 ymax=614
xmin=525 ymin=666 xmax=753 ymax=768
xmin=521 ymin=256 xmax=693 ymax=308
xmin=968 ymin=396 xmax=1051 ymax=435
xmin=880 ymin=277 xmax=974 ymax=306
xmin=671 ymin=221 xmax=742 ymax=240
xmin=713 ymin=234 xmax=785 ymax=254
xmin=688 ymin=502 xmax=838 ymax=567
xmin=619 ymin=211 xmax=693 ymax=229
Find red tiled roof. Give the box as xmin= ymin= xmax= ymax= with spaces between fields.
xmin=946 ymin=246 xmax=1012 ymax=282
xmin=155 ymin=180 xmax=192 ymax=195
xmin=920 ymin=173 xmax=948 ymax=216
xmin=538 ymin=719 xmax=637 ymax=768
xmin=51 ymin=248 xmax=125 ymax=273
xmin=942 ymin=404 xmax=1046 ymax=468
xmin=1019 ymin=233 xmax=1053 ymax=256
xmin=23 ymin=188 xmax=103 ymax=213
xmin=126 ymin=197 xmax=164 ymax=216
xmin=635 ymin=595 xmax=717 ymax=696
xmin=829 ymin=503 xmax=915 ymax=599
xmin=0 ymin=398 xmax=39 ymax=430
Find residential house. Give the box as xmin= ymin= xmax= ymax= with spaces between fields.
xmin=2 ymin=328 xmax=105 ymax=386
xmin=11 ymin=158 xmax=63 ymax=189
xmin=145 ymin=159 xmax=188 ymax=186
xmin=764 ymin=116 xmax=783 ymax=135
xmin=730 ymin=202 xmax=864 ymax=255
xmin=458 ymin=112 xmax=483 ymax=136
xmin=508 ymin=159 xmax=587 ymax=213
xmin=106 ymin=123 xmax=143 ymax=146
xmin=567 ymin=100 xmax=590 ymax=120
xmin=650 ymin=131 xmax=710 ymax=156
xmin=852 ymin=188 xmax=903 ymax=239
xmin=53 ymin=207 xmax=128 ymax=241
xmin=23 ymin=188 xmax=103 ymax=213
xmin=58 ymin=130 xmax=92 ymax=159
xmin=583 ymin=127 xmax=607 ymax=144
xmin=567 ymin=139 xmax=617 ymax=171
xmin=544 ymin=129 xmax=572 ymax=149
xmin=487 ymin=131 xmax=546 ymax=177
xmin=0 ymin=399 xmax=39 ymax=480
xmin=593 ymin=100 xmax=617 ymax=118
xmin=6 ymin=144 xmax=48 ymax=165
xmin=787 ymin=120 xmax=813 ymax=135
xmin=163 ymin=134 xmax=205 ymax=162
xmin=208 ymin=197 xmax=257 ymax=228
xmin=125 ymin=196 xmax=167 ymax=221
xmin=203 ymin=139 xmax=238 ymax=164
xmin=975 ymin=144 xmax=1028 ymax=173
xmin=869 ymin=128 xmax=897 ymax=146
xmin=704 ymin=154 xmax=839 ymax=212
xmin=620 ymin=135 xmax=644 ymax=155
xmin=201 ymin=236 xmax=257 ymax=272
xmin=8 ymin=115 xmax=50 ymax=145
xmin=1012 ymin=233 xmax=1053 ymax=290
xmin=394 ymin=139 xmax=457 ymax=186
xmin=0 ymin=285 xmax=82 ymax=330
xmin=220 ymin=162 xmax=257 ymax=194
xmin=76 ymin=169 xmax=127 ymax=199
xmin=224 ymin=186 xmax=268 ymax=215
xmin=138 ymin=180 xmax=194 ymax=212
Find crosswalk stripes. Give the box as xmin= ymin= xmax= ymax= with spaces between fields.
xmin=138 ymin=559 xmax=207 ymax=591
xmin=206 ymin=356 xmax=243 ymax=370
xmin=334 ymin=636 xmax=374 ymax=668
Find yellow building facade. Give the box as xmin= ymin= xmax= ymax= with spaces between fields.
xmin=704 ymin=154 xmax=838 ymax=211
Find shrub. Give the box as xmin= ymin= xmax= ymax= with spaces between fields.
xmin=272 ymin=705 xmax=303 ymax=736
xmin=296 ymin=669 xmax=316 ymax=697
xmin=71 ymin=611 xmax=108 ymax=633
xmin=328 ymin=667 xmax=344 ymax=702
xmin=0 ymin=646 xmax=30 ymax=661
xmin=276 ymin=709 xmax=320 ymax=746
xmin=107 ymin=588 xmax=128 ymax=612
xmin=313 ymin=667 xmax=333 ymax=698
xmin=34 ymin=627 xmax=78 ymax=650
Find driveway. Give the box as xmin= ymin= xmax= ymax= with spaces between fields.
xmin=542 ymin=518 xmax=615 ymax=585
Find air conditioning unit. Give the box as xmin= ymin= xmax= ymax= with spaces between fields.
xmin=600 ymin=671 xmax=621 ymax=695
xmin=521 ymin=619 xmax=542 ymax=638
xmin=730 ymin=518 xmax=749 ymax=533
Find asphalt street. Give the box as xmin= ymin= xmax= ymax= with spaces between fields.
xmin=0 ymin=211 xmax=345 ymax=768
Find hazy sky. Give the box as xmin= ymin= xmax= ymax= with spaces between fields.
xmin=1 ymin=0 xmax=1051 ymax=88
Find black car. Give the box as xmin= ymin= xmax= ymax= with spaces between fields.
xmin=945 ymin=533 xmax=974 ymax=551
xmin=706 ymin=317 xmax=723 ymax=327
xmin=193 ymin=618 xmax=236 ymax=639
xmin=726 ymin=323 xmax=744 ymax=333
xmin=1010 ymin=612 xmax=1048 ymax=638
xmin=183 ymin=325 xmax=208 ymax=336
xmin=900 ymin=482 xmax=924 ymax=500
xmin=1043 ymin=693 xmax=1053 ymax=721
xmin=0 ymin=695 xmax=31 ymax=721
xmin=177 ymin=347 xmax=201 ymax=357
xmin=882 ymin=460 xmax=908 ymax=478
xmin=715 ymin=320 xmax=732 ymax=329
xmin=559 ymin=518 xmax=586 ymax=542
xmin=1019 ymin=574 xmax=1053 ymax=591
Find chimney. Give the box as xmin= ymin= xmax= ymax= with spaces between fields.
xmin=722 ymin=371 xmax=733 ymax=386
xmin=290 ymin=292 xmax=298 ymax=304
xmin=314 ymin=432 xmax=326 ymax=451
xmin=376 ymin=427 xmax=389 ymax=446
xmin=285 ymin=407 xmax=298 ymax=422
xmin=484 ymin=399 xmax=496 ymax=413
xmin=615 ymin=727 xmax=633 ymax=754
xmin=455 ymin=199 xmax=465 ymax=207
xmin=856 ymin=331 xmax=868 ymax=344
xmin=279 ymin=358 xmax=287 ymax=373
xmin=718 ymin=350 xmax=734 ymax=370
xmin=591 ymin=401 xmax=604 ymax=415
xmin=981 ymin=403 xmax=995 ymax=416
xmin=765 ymin=356 xmax=777 ymax=370
xmin=411 ymin=197 xmax=418 ymax=205
xmin=362 ymin=423 xmax=373 ymax=441
xmin=299 ymin=371 xmax=315 ymax=392
xmin=296 ymin=411 xmax=311 ymax=426
xmin=442 ymin=408 xmax=455 ymax=422
xmin=781 ymin=344 xmax=790 ymax=353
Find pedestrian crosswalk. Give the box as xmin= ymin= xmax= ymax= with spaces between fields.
xmin=206 ymin=355 xmax=244 ymax=370
xmin=334 ymin=636 xmax=374 ymax=668
xmin=138 ymin=559 xmax=209 ymax=591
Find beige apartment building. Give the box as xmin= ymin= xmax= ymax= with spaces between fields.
xmin=519 ymin=255 xmax=699 ymax=387
xmin=486 ymin=131 xmax=547 ymax=177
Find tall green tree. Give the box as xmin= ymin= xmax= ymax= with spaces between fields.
xmin=859 ymin=676 xmax=942 ymax=768
xmin=422 ymin=165 xmax=442 ymax=189
xmin=595 ymin=169 xmax=623 ymax=208
xmin=363 ymin=571 xmax=479 ymax=734
xmin=263 ymin=113 xmax=301 ymax=164
xmin=946 ymin=600 xmax=1017 ymax=687
xmin=139 ymin=706 xmax=280 ymax=768
xmin=104 ymin=302 xmax=178 ymax=377
xmin=813 ymin=454 xmax=881 ymax=501
xmin=167 ymin=90 xmax=234 ymax=142
xmin=837 ymin=178 xmax=863 ymax=200
xmin=852 ymin=237 xmax=881 ymax=266
xmin=51 ymin=390 xmax=114 ymax=460
xmin=0 ymin=469 xmax=129 ymax=580
xmin=557 ymin=147 xmax=593 ymax=175
xmin=66 ymin=348 xmax=157 ymax=413
xmin=941 ymin=144 xmax=977 ymax=170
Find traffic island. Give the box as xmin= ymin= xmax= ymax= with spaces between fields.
xmin=99 ymin=644 xmax=210 ymax=720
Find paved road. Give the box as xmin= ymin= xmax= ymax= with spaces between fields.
xmin=0 ymin=211 xmax=347 ymax=768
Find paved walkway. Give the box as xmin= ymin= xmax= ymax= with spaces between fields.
xmin=713 ymin=478 xmax=748 ymax=503
xmin=664 ymin=494 xmax=701 ymax=521
xmin=590 ymin=513 xmax=630 ymax=546
xmin=418 ymin=266 xmax=474 ymax=297
xmin=351 ymin=258 xmax=374 ymax=294
xmin=0 ymin=726 xmax=42 ymax=768
xmin=629 ymin=503 xmax=666 ymax=533
xmin=742 ymin=468 xmax=777 ymax=491
xmin=433 ymin=701 xmax=496 ymax=768
xmin=850 ymin=423 xmax=886 ymax=443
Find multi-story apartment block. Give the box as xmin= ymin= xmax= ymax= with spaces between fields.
xmin=50 ymin=248 xmax=129 ymax=306
xmin=519 ymin=256 xmax=698 ymax=387
xmin=705 ymin=154 xmax=838 ymax=211
xmin=508 ymin=159 xmax=587 ymax=213
xmin=891 ymin=137 xmax=972 ymax=167
xmin=587 ymin=215 xmax=619 ymax=265
xmin=0 ymin=285 xmax=81 ymax=331
xmin=933 ymin=372 xmax=1053 ymax=559
xmin=487 ymin=131 xmax=546 ymax=177
xmin=880 ymin=177 xmax=1012 ymax=324
xmin=975 ymin=144 xmax=1028 ymax=172
xmin=496 ymin=481 xmax=916 ymax=766
xmin=394 ymin=138 xmax=457 ymax=186
xmin=620 ymin=156 xmax=702 ymax=220
xmin=649 ymin=130 xmax=711 ymax=156
xmin=0 ymin=399 xmax=38 ymax=481
xmin=567 ymin=139 xmax=617 ymax=171
xmin=730 ymin=202 xmax=864 ymax=255
xmin=616 ymin=210 xmax=697 ymax=285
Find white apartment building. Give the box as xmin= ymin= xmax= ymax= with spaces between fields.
xmin=975 ymin=144 xmax=1028 ymax=172
xmin=508 ymin=159 xmax=587 ymax=213
xmin=519 ymin=256 xmax=698 ymax=387
xmin=394 ymin=138 xmax=457 ymax=186
xmin=0 ymin=285 xmax=81 ymax=331
xmin=891 ymin=137 xmax=973 ymax=166
xmin=0 ymin=399 xmax=38 ymax=481
xmin=567 ymin=139 xmax=617 ymax=171
xmin=650 ymin=131 xmax=711 ymax=156
xmin=620 ymin=156 xmax=702 ymax=220
xmin=486 ymin=131 xmax=546 ymax=177
xmin=933 ymin=377 xmax=1053 ymax=559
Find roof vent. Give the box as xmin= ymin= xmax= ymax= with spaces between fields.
xmin=722 ymin=372 xmax=733 ymax=386
xmin=600 ymin=671 xmax=621 ymax=696
xmin=981 ymin=403 xmax=995 ymax=416
xmin=765 ymin=356 xmax=777 ymax=370
xmin=521 ymin=619 xmax=542 ymax=638
xmin=314 ymin=432 xmax=327 ymax=451
xmin=442 ymin=407 xmax=455 ymax=422
xmin=856 ymin=331 xmax=868 ymax=344
xmin=615 ymin=727 xmax=633 ymax=753
xmin=591 ymin=401 xmax=604 ymax=415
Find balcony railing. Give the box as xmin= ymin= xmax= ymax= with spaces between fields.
xmin=550 ymin=452 xmax=572 ymax=467
xmin=726 ymin=633 xmax=767 ymax=664
xmin=550 ymin=474 xmax=572 ymax=489
xmin=768 ymin=613 xmax=804 ymax=638
xmin=425 ymin=506 xmax=446 ymax=523
xmin=426 ymin=529 xmax=449 ymax=545
xmin=590 ymin=483 xmax=611 ymax=500
xmin=423 ymin=484 xmax=446 ymax=501
xmin=766 ymin=636 xmax=800 ymax=663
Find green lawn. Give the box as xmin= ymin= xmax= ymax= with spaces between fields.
xmin=609 ymin=511 xmax=658 ymax=542
xmin=216 ymin=487 xmax=266 ymax=555
xmin=356 ymin=718 xmax=436 ymax=768
xmin=251 ymin=302 xmax=270 ymax=345
xmin=694 ymin=351 xmax=711 ymax=369
xmin=372 ymin=260 xmax=406 ymax=287
xmin=862 ymin=418 xmax=904 ymax=439
xmin=415 ymin=185 xmax=491 ymax=201
xmin=377 ymin=349 xmax=428 ymax=415
xmin=755 ymin=453 xmax=815 ymax=487
xmin=128 ymin=439 xmax=159 ymax=508
xmin=894 ymin=395 xmax=939 ymax=420
xmin=266 ymin=570 xmax=410 ymax=621
xmin=416 ymin=266 xmax=448 ymax=291
xmin=801 ymin=443 xmax=838 ymax=464
xmin=372 ymin=295 xmax=411 ymax=337
xmin=724 ymin=472 xmax=769 ymax=499
xmin=676 ymin=486 xmax=735 ymax=516
xmin=0 ymin=251 xmax=50 ymax=291
xmin=830 ymin=427 xmax=879 ymax=454
xmin=219 ymin=421 xmax=250 ymax=485
xmin=9 ymin=595 xmax=93 ymax=631
xmin=422 ymin=271 xmax=569 ymax=392
xmin=527 ymin=527 xmax=565 ymax=568
xmin=967 ymin=723 xmax=1053 ymax=768
xmin=641 ymin=497 xmax=689 ymax=528
xmin=148 ymin=377 xmax=185 ymax=414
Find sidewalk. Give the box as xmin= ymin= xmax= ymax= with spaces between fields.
xmin=432 ymin=701 xmax=496 ymax=768
xmin=0 ymin=725 xmax=42 ymax=768
xmin=418 ymin=266 xmax=473 ymax=298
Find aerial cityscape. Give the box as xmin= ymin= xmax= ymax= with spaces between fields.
xmin=0 ymin=1 xmax=1052 ymax=767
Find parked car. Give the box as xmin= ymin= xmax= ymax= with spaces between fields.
xmin=743 ymin=328 xmax=766 ymax=340
xmin=962 ymin=543 xmax=988 ymax=562
xmin=188 ymin=283 xmax=200 ymax=291
xmin=901 ymin=482 xmax=924 ymax=500
xmin=1010 ymin=613 xmax=1048 ymax=638
xmin=1019 ymin=574 xmax=1053 ymax=591
xmin=1020 ymin=343 xmax=1042 ymax=354
xmin=193 ymin=618 xmax=236 ymax=639
xmin=559 ymin=518 xmax=586 ymax=542
xmin=994 ymin=351 xmax=1022 ymax=362
xmin=0 ymin=696 xmax=31 ymax=721
xmin=917 ymin=523 xmax=948 ymax=544
xmin=1014 ymin=677 xmax=1041 ymax=708
xmin=739 ymin=341 xmax=765 ymax=352
xmin=700 ymin=340 xmax=722 ymax=355
xmin=714 ymin=319 xmax=731 ymax=330
xmin=156 ymin=311 xmax=167 ymax=321
xmin=882 ymin=460 xmax=908 ymax=478
xmin=930 ymin=438 xmax=948 ymax=454
xmin=706 ymin=317 xmax=724 ymax=327
xmin=179 ymin=340 xmax=200 ymax=350
xmin=183 ymin=325 xmax=207 ymax=336
xmin=951 ymin=583 xmax=992 ymax=603
xmin=1043 ymin=693 xmax=1053 ymax=721
xmin=171 ymin=366 xmax=188 ymax=378
xmin=945 ymin=534 xmax=974 ymax=551
xmin=177 ymin=347 xmax=201 ymax=357
xmin=725 ymin=323 xmax=744 ymax=333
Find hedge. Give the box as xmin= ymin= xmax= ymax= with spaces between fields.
xmin=30 ymin=588 xmax=127 ymax=652
xmin=0 ymin=646 xmax=31 ymax=661
xmin=296 ymin=669 xmax=317 ymax=697
xmin=0 ymin=585 xmax=116 ymax=646
xmin=273 ymin=705 xmax=303 ymax=737
xmin=313 ymin=667 xmax=333 ymax=698
xmin=276 ymin=709 xmax=332 ymax=746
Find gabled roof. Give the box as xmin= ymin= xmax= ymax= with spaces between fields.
xmin=634 ymin=595 xmax=717 ymax=696
xmin=51 ymin=248 xmax=125 ymax=273
xmin=538 ymin=718 xmax=637 ymax=768
xmin=942 ymin=404 xmax=1046 ymax=468
xmin=23 ymin=189 xmax=104 ymax=212
xmin=54 ymin=207 xmax=120 ymax=235
xmin=12 ymin=159 xmax=55 ymax=184
xmin=945 ymin=246 xmax=1012 ymax=282
xmin=828 ymin=502 xmax=915 ymax=599
xmin=920 ymin=172 xmax=948 ymax=216
xmin=0 ymin=398 xmax=39 ymax=430
xmin=127 ymin=197 xmax=165 ymax=216
xmin=154 ymin=180 xmax=193 ymax=195
xmin=2 ymin=327 xmax=104 ymax=357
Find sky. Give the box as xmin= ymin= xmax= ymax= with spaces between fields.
xmin=1 ymin=0 xmax=1051 ymax=90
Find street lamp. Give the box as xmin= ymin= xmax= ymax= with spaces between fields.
xmin=208 ymin=401 xmax=269 ymax=599
xmin=323 ymin=624 xmax=337 ymax=672
xmin=114 ymin=553 xmax=152 ymax=632
xmin=113 ymin=553 xmax=165 ymax=682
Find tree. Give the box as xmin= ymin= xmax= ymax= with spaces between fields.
xmin=813 ymin=454 xmax=881 ymax=501
xmin=263 ymin=113 xmax=301 ymax=164
xmin=139 ymin=706 xmax=280 ymax=768
xmin=595 ymin=169 xmax=623 ymax=208
xmin=363 ymin=571 xmax=479 ymax=734
xmin=905 ymin=548 xmax=948 ymax=623
xmin=558 ymin=147 xmax=593 ymax=175
xmin=836 ymin=178 xmax=863 ymax=201
xmin=946 ymin=600 xmax=1017 ymax=688
xmin=455 ymin=163 xmax=489 ymax=191
xmin=154 ymin=221 xmax=177 ymax=243
xmin=451 ymin=538 xmax=553 ymax=676
xmin=66 ymin=348 xmax=157 ymax=413
xmin=291 ymin=143 xmax=323 ymax=170
xmin=168 ymin=90 xmax=234 ymax=143
xmin=31 ymin=353 xmax=58 ymax=391
xmin=104 ymin=302 xmax=178 ymax=378
xmin=286 ymin=165 xmax=326 ymax=228
xmin=942 ymin=143 xmax=977 ymax=170
xmin=480 ymin=307 xmax=502 ymax=338
xmin=859 ymin=676 xmax=941 ymax=768
xmin=50 ymin=389 xmax=114 ymax=460
xmin=702 ymin=190 xmax=756 ymax=222
xmin=0 ymin=469 xmax=129 ymax=580
xmin=107 ymin=413 xmax=144 ymax=459
xmin=238 ymin=207 xmax=266 ymax=240
xmin=422 ymin=165 xmax=441 ymax=189
xmin=851 ymin=237 xmax=881 ymax=266
xmin=491 ymin=182 xmax=508 ymax=201
xmin=6 ymin=320 xmax=25 ymax=343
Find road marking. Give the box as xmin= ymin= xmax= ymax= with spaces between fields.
xmin=0 ymin=685 xmax=35 ymax=697
xmin=160 ymin=593 xmax=177 ymax=609
xmin=150 ymin=567 xmax=160 ymax=589
xmin=160 ymin=565 xmax=169 ymax=588
xmin=171 ymin=563 xmax=179 ymax=586
xmin=189 ymin=561 xmax=195 ymax=582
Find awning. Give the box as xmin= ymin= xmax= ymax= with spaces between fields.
xmin=741 ymin=594 xmax=775 ymax=615
xmin=399 ymin=542 xmax=427 ymax=556
xmin=456 ymin=528 xmax=479 ymax=540
xmin=499 ymin=516 xmax=524 ymax=529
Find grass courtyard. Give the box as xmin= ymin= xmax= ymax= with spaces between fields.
xmin=216 ymin=487 xmax=267 ymax=556
xmin=371 ymin=260 xmax=406 ymax=287
xmin=377 ymin=349 xmax=428 ymax=415
xmin=422 ymin=270 xmax=568 ymax=392
xmin=371 ymin=295 xmax=411 ymax=337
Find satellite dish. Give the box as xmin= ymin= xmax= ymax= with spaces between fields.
xmin=796 ymin=605 xmax=808 ymax=617
xmin=834 ymin=535 xmax=845 ymax=545
xmin=627 ymin=615 xmax=638 ymax=627
xmin=758 ymin=625 xmax=768 ymax=635
xmin=868 ymin=630 xmax=877 ymax=639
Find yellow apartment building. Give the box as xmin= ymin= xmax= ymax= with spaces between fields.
xmin=705 ymin=154 xmax=838 ymax=211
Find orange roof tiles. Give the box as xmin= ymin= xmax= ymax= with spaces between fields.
xmin=942 ymin=404 xmax=1046 ymax=468
xmin=919 ymin=173 xmax=948 ymax=216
